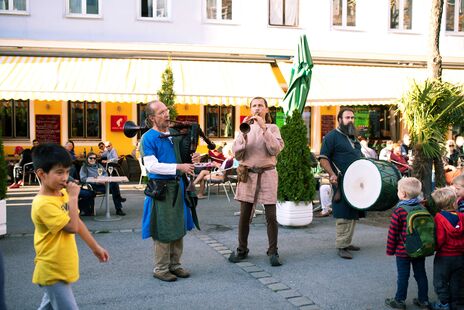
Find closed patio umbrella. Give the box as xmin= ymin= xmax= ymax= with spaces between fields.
xmin=281 ymin=34 xmax=313 ymax=117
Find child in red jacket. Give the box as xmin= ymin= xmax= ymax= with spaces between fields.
xmin=430 ymin=187 xmax=464 ymax=310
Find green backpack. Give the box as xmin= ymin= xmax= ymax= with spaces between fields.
xmin=402 ymin=204 xmax=436 ymax=258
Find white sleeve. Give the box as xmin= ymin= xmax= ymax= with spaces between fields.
xmin=143 ymin=155 xmax=177 ymax=175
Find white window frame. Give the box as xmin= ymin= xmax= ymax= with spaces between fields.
xmin=444 ymin=0 xmax=464 ymax=34
xmin=203 ymin=0 xmax=236 ymax=24
xmin=65 ymin=0 xmax=102 ymax=19
xmin=389 ymin=0 xmax=413 ymax=32
xmin=0 ymin=0 xmax=29 ymax=15
xmin=331 ymin=0 xmax=357 ymax=29
xmin=137 ymin=0 xmax=172 ymax=21
xmin=268 ymin=0 xmax=299 ymax=27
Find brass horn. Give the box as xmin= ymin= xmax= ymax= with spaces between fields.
xmin=123 ymin=121 xmax=148 ymax=138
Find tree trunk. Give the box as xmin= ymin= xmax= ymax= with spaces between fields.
xmin=433 ymin=157 xmax=446 ymax=188
xmin=428 ymin=0 xmax=444 ymax=79
xmin=412 ymin=144 xmax=433 ymax=199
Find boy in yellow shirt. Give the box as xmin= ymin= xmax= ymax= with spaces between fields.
xmin=31 ymin=144 xmax=109 ymax=309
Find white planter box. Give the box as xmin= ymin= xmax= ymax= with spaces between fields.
xmin=276 ymin=201 xmax=313 ymax=227
xmin=0 ymin=199 xmax=6 ymax=236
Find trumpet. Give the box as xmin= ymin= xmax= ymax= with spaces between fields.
xmin=239 ymin=114 xmax=258 ymax=134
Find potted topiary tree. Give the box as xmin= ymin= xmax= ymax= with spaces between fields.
xmin=276 ymin=109 xmax=316 ymax=226
xmin=0 ymin=129 xmax=7 ymax=236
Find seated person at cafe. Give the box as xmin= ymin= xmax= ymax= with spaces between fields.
xmin=98 ymin=141 xmax=106 ymax=160
xmin=9 ymin=147 xmax=33 ymax=189
xmin=193 ymin=157 xmax=235 ymax=199
xmin=101 ymin=141 xmax=119 ymax=163
xmin=79 ymin=152 xmax=127 ymax=216
xmin=208 ymin=147 xmax=226 ymax=164
xmin=389 ymin=143 xmax=411 ymax=176
xmin=65 ymin=140 xmax=81 ymax=180
xmin=379 ymin=140 xmax=394 ymax=161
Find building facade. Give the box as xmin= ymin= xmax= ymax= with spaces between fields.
xmin=1 ymin=0 xmax=463 ymax=156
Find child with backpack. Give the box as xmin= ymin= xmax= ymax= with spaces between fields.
xmin=430 ymin=187 xmax=464 ymax=310
xmin=451 ymin=175 xmax=464 ymax=213
xmin=385 ymin=177 xmax=432 ymax=309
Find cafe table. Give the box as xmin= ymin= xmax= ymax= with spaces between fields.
xmin=86 ymin=176 xmax=129 ymax=221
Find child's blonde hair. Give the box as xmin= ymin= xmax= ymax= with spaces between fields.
xmin=452 ymin=174 xmax=464 ymax=186
xmin=431 ymin=187 xmax=457 ymax=211
xmin=397 ymin=177 xmax=422 ymax=199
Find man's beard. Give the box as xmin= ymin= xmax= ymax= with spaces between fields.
xmin=339 ymin=122 xmax=357 ymax=137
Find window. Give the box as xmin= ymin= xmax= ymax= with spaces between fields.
xmin=332 ymin=0 xmax=356 ymax=28
xmin=445 ymin=0 xmax=464 ymax=33
xmin=390 ymin=0 xmax=413 ymax=30
xmin=0 ymin=0 xmax=28 ymax=13
xmin=206 ymin=0 xmax=232 ymax=21
xmin=0 ymin=99 xmax=29 ymax=138
xmin=269 ymin=0 xmax=299 ymax=26
xmin=66 ymin=0 xmax=101 ymax=17
xmin=140 ymin=0 xmax=170 ymax=19
xmin=204 ymin=106 xmax=235 ymax=138
xmin=68 ymin=101 xmax=101 ymax=139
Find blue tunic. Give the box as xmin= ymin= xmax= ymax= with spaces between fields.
xmin=320 ymin=128 xmax=365 ymax=220
xmin=140 ymin=128 xmax=194 ymax=240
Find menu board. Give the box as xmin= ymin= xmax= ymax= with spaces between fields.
xmin=36 ymin=115 xmax=60 ymax=144
xmin=321 ymin=115 xmax=335 ymax=140
xmin=176 ymin=115 xmax=199 ymax=123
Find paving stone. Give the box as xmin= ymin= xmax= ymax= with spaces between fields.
xmin=276 ymin=289 xmax=302 ymax=299
xmin=299 ymin=305 xmax=320 ymax=310
xmin=287 ymin=297 xmax=314 ymax=307
xmin=250 ymin=271 xmax=272 ymax=279
xmin=242 ymin=266 xmax=263 ymax=273
xmin=119 ymin=229 xmax=132 ymax=233
xmin=218 ymin=250 xmax=232 ymax=254
xmin=212 ymin=246 xmax=228 ymax=251
xmin=208 ymin=242 xmax=224 ymax=247
xmin=258 ymin=277 xmax=279 ymax=285
xmin=267 ymin=283 xmax=290 ymax=292
xmin=236 ymin=262 xmax=254 ymax=267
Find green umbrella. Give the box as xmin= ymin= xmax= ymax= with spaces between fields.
xmin=281 ymin=34 xmax=313 ymax=117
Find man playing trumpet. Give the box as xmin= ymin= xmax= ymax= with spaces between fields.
xmin=228 ymin=97 xmax=285 ymax=266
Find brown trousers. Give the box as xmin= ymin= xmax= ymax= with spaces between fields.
xmin=237 ymin=202 xmax=278 ymax=255
xmin=153 ymin=238 xmax=183 ymax=273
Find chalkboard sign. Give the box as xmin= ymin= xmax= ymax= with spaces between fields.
xmin=321 ymin=115 xmax=335 ymax=140
xmin=36 ymin=115 xmax=60 ymax=144
xmin=176 ymin=115 xmax=199 ymax=123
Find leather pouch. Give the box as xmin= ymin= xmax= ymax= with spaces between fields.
xmin=144 ymin=179 xmax=168 ymax=200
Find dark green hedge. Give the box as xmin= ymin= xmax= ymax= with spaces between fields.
xmin=277 ymin=109 xmax=316 ymax=202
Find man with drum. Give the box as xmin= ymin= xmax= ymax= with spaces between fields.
xmin=318 ymin=108 xmax=365 ymax=259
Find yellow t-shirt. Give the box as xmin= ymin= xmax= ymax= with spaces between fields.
xmin=31 ymin=190 xmax=79 ymax=285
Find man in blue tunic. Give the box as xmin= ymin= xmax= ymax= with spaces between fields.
xmin=140 ymin=100 xmax=199 ymax=282
xmin=319 ymin=108 xmax=365 ymax=259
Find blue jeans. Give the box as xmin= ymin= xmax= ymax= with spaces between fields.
xmin=395 ymin=256 xmax=429 ymax=303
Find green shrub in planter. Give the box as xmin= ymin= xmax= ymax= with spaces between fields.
xmin=277 ymin=109 xmax=316 ymax=203
xmin=0 ymin=129 xmax=7 ymax=200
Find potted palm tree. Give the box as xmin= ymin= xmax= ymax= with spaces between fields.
xmin=0 ymin=130 xmax=7 ymax=236
xmin=276 ymin=110 xmax=316 ymax=226
xmin=397 ymin=79 xmax=464 ymax=207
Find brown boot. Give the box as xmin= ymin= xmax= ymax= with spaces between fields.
xmin=169 ymin=268 xmax=190 ymax=278
xmin=153 ymin=270 xmax=177 ymax=282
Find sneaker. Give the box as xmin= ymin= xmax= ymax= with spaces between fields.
xmin=385 ymin=298 xmax=406 ymax=309
xmin=228 ymin=249 xmax=249 ymax=263
xmin=431 ymin=302 xmax=450 ymax=310
xmin=8 ymin=183 xmax=20 ymax=189
xmin=153 ymin=271 xmax=177 ymax=282
xmin=269 ymin=253 xmax=282 ymax=266
xmin=413 ymin=298 xmax=431 ymax=309
xmin=169 ymin=268 xmax=190 ymax=278
xmin=338 ymin=248 xmax=353 ymax=259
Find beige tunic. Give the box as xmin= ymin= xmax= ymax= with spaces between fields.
xmin=232 ymin=123 xmax=284 ymax=204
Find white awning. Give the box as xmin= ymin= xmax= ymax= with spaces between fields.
xmin=0 ymin=56 xmax=285 ymax=106
xmin=277 ymin=62 xmax=464 ymax=106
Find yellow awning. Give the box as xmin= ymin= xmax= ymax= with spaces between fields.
xmin=278 ymin=62 xmax=436 ymax=106
xmin=0 ymin=56 xmax=285 ymax=106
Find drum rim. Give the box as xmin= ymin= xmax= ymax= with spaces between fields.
xmin=342 ymin=158 xmax=401 ymax=211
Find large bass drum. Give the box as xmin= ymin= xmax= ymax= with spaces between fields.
xmin=342 ymin=159 xmax=402 ymax=211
